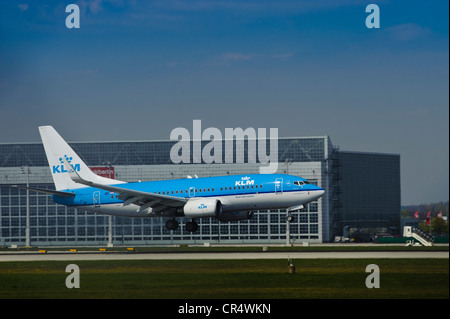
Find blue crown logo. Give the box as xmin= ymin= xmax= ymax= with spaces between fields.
xmin=59 ymin=155 xmax=73 ymax=164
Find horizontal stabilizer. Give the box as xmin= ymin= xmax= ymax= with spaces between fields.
xmin=62 ymin=156 xmax=187 ymax=210
xmin=12 ymin=185 xmax=75 ymax=197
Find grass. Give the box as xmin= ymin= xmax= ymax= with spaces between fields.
xmin=0 ymin=259 xmax=448 ymax=299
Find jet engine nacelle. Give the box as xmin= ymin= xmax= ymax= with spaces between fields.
xmin=217 ymin=211 xmax=254 ymax=222
xmin=183 ymin=198 xmax=222 ymax=218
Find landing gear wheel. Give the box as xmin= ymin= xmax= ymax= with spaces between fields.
xmin=166 ymin=219 xmax=179 ymax=231
xmin=186 ymin=221 xmax=199 ymax=233
xmin=286 ymin=214 xmax=294 ymax=223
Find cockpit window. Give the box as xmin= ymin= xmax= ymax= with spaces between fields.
xmin=294 ymin=180 xmax=310 ymax=186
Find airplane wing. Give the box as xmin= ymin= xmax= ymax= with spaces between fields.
xmin=62 ymin=157 xmax=186 ymax=215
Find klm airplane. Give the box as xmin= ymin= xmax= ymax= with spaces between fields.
xmin=16 ymin=126 xmax=324 ymax=233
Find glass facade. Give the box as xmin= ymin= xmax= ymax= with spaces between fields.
xmin=0 ymin=136 xmax=400 ymax=246
xmin=335 ymin=151 xmax=401 ymax=236
xmin=0 ymin=137 xmax=327 ymax=167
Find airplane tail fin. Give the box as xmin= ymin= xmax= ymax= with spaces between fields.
xmin=39 ymin=126 xmax=124 ymax=191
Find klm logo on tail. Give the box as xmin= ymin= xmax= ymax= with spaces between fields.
xmin=52 ymin=155 xmax=80 ymax=173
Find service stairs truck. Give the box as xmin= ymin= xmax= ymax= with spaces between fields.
xmin=403 ymin=226 xmax=434 ymax=246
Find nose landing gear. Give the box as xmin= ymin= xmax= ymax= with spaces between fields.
xmin=286 ymin=214 xmax=294 ymax=223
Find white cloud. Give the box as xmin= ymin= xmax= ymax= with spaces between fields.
xmin=17 ymin=4 xmax=29 ymax=11
xmin=213 ymin=52 xmax=294 ymax=66
xmin=77 ymin=0 xmax=103 ymax=14
xmin=220 ymin=52 xmax=255 ymax=63
xmin=385 ymin=23 xmax=430 ymax=41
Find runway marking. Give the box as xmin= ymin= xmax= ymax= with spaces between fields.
xmin=0 ymin=251 xmax=447 ymax=262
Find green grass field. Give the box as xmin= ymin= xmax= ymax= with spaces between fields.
xmin=0 ymin=258 xmax=448 ymax=299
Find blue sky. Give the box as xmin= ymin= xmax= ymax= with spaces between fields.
xmin=0 ymin=0 xmax=448 ymax=205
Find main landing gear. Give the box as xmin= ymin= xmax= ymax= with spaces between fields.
xmin=185 ymin=221 xmax=199 ymax=233
xmin=165 ymin=218 xmax=199 ymax=233
xmin=165 ymin=219 xmax=179 ymax=231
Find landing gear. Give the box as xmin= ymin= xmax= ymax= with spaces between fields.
xmin=165 ymin=218 xmax=199 ymax=233
xmin=166 ymin=219 xmax=179 ymax=231
xmin=186 ymin=220 xmax=199 ymax=233
xmin=286 ymin=214 xmax=294 ymax=223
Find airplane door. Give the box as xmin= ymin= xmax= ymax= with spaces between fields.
xmin=189 ymin=187 xmax=195 ymax=198
xmin=275 ymin=178 xmax=283 ymax=194
xmin=93 ymin=191 xmax=101 ymax=207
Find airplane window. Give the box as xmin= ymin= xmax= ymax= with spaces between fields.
xmin=207 ymin=188 xmax=210 ymax=192
xmin=203 ymin=188 xmax=206 ymax=192
xmin=212 ymin=188 xmax=214 ymax=191
xmin=234 ymin=186 xmax=236 ymax=190
xmin=176 ymin=190 xmax=178 ymax=194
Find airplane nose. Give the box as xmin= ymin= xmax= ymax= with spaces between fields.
xmin=313 ymin=189 xmax=325 ymax=199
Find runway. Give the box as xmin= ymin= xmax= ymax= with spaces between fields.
xmin=0 ymin=250 xmax=447 ymax=262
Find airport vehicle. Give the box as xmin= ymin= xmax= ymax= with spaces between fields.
xmin=15 ymin=126 xmax=324 ymax=232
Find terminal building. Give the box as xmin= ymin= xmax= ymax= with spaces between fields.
xmin=0 ymin=136 xmax=400 ymax=246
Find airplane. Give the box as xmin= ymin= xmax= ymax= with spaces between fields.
xmin=14 ymin=126 xmax=325 ymax=233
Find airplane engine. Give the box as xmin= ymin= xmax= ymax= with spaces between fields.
xmin=183 ymin=198 xmax=222 ymax=218
xmin=217 ymin=211 xmax=254 ymax=222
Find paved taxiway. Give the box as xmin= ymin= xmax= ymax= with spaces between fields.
xmin=0 ymin=251 xmax=448 ymax=262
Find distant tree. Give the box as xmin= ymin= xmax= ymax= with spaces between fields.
xmin=419 ymin=217 xmax=449 ymax=236
xmin=432 ymin=217 xmax=449 ymax=236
